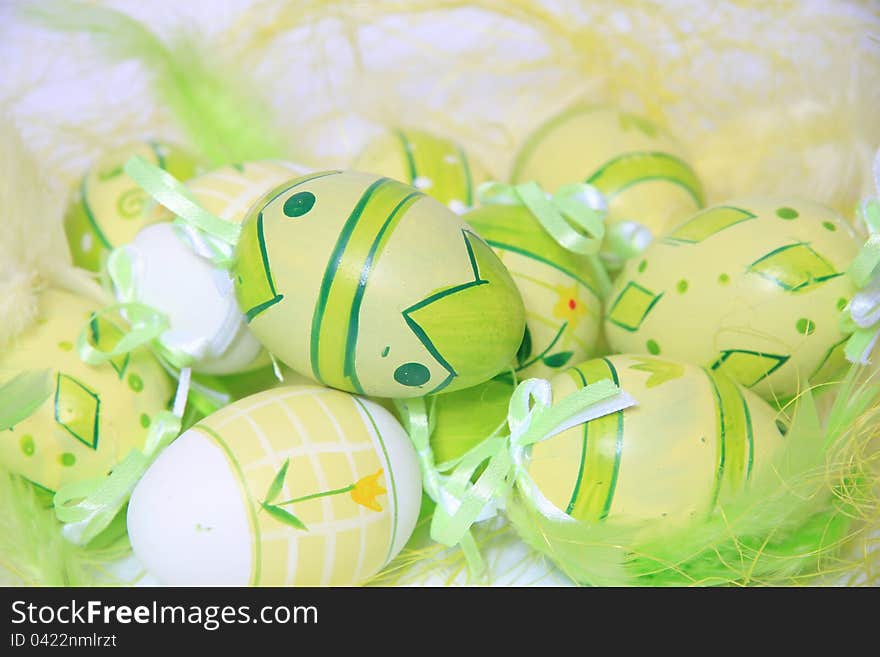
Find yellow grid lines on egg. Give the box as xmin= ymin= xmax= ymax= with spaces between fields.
xmin=200 ymin=387 xmax=394 ymax=586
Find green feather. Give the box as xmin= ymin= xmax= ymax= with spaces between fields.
xmin=506 ymin=366 xmax=879 ymax=586
xmin=24 ymin=1 xmax=293 ymax=167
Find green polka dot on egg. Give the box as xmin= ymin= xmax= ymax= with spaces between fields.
xmin=646 ymin=339 xmax=661 ymax=355
xmin=140 ymin=413 xmax=151 ymax=428
xmin=59 ymin=453 xmax=76 ymax=467
xmin=718 ymin=273 xmax=730 ymax=285
xmin=638 ymin=260 xmax=647 ymax=273
xmin=393 ymin=362 xmax=431 ymax=386
xmin=677 ymin=280 xmax=688 ymax=294
xmin=20 ymin=435 xmax=35 ymax=457
xmin=796 ymin=318 xmax=816 ymax=335
xmin=776 ymin=207 xmax=799 ymax=220
xmin=128 ymin=373 xmax=144 ymax=392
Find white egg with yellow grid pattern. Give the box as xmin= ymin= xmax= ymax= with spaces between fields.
xmin=127 ymin=385 xmax=421 ymax=586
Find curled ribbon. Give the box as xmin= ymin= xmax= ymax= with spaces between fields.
xmin=843 ymin=148 xmax=880 ymax=364
xmin=397 ymin=377 xmax=636 ymax=573
xmin=54 ymin=369 xmax=192 ymax=546
xmin=76 ymin=249 xmax=193 ymax=371
xmin=478 ymin=181 xmax=606 ymax=255
xmin=124 ymin=155 xmax=240 ymax=268
xmin=477 ymin=181 xmax=614 ymax=296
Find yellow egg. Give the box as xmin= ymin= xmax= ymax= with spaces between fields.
xmin=127 ymin=385 xmax=422 ymax=586
xmin=604 ymin=198 xmax=860 ymax=401
xmin=64 ymin=141 xmax=198 ymax=271
xmin=353 ymin=128 xmax=491 ymax=213
xmin=511 ymin=105 xmax=705 ymax=238
xmin=527 ymin=355 xmax=784 ymax=523
xmin=232 ymin=170 xmax=526 ymax=398
xmin=0 ymin=289 xmax=173 ymax=493
xmin=464 ymin=204 xmax=604 ymax=379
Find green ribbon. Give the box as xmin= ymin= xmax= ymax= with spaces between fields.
xmin=76 ymin=249 xmax=194 ymax=371
xmin=478 ymin=181 xmax=606 ymax=255
xmin=477 ymin=181 xmax=613 ymax=296
xmin=397 ymin=377 xmax=636 ymax=572
xmin=843 ymin=148 xmax=880 ymax=364
xmin=0 ymin=370 xmax=53 ymax=431
xmin=54 ymin=369 xmax=191 ymax=546
xmin=124 ymin=155 xmax=240 ymax=268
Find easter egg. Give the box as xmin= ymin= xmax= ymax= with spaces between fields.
xmin=464 ymin=204 xmax=604 ymax=379
xmin=0 ymin=289 xmax=173 ymax=494
xmin=64 ymin=141 xmax=198 ymax=272
xmin=121 ymin=223 xmax=264 ymax=375
xmin=127 ymin=385 xmax=422 ymax=586
xmin=353 ymin=128 xmax=491 ymax=213
xmin=527 ymin=355 xmax=784 ymax=523
xmin=232 ymin=170 xmax=526 ymax=398
xmin=603 ymin=198 xmax=859 ymax=401
xmin=116 ymin=161 xmax=311 ymax=375
xmin=511 ymin=105 xmax=704 ymax=239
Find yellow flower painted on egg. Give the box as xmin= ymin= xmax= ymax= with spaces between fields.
xmin=261 ymin=459 xmax=387 ymax=530
xmin=552 ymin=284 xmax=587 ymax=329
xmin=350 ymin=469 xmax=387 ymax=512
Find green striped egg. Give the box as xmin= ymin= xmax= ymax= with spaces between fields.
xmin=64 ymin=141 xmax=198 ymax=272
xmin=604 ymin=198 xmax=859 ymax=402
xmin=464 ymin=204 xmax=604 ymax=379
xmin=528 ymin=355 xmax=784 ymax=523
xmin=353 ymin=128 xmax=490 ymax=213
xmin=511 ymin=105 xmax=704 ymax=240
xmin=232 ymin=171 xmax=526 ymax=398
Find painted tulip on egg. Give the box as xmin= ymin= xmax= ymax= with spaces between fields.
xmin=233 ymin=170 xmax=526 ymax=398
xmin=127 ymin=385 xmax=422 ymax=586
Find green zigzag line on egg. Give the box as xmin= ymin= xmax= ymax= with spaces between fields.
xmin=309 ymin=177 xmax=423 ymax=391
xmin=400 ymin=229 xmax=497 ymax=395
xmin=238 ymin=170 xmax=344 ymax=322
xmin=709 ymin=349 xmax=790 ymax=388
xmin=746 ymin=242 xmax=844 ymax=292
xmin=53 ymin=373 xmax=101 ymax=451
xmin=563 ymin=358 xmax=624 ymax=522
xmin=664 ymin=205 xmax=757 ymax=245
xmin=810 ymin=336 xmax=850 ymax=383
xmin=586 ymin=151 xmax=705 ymax=207
xmin=704 ymin=368 xmax=755 ymax=512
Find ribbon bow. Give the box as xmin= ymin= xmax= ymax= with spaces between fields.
xmin=397 ymin=377 xmax=636 ymax=574
xmin=843 ymin=148 xmax=880 ymax=364
xmin=53 ymin=369 xmax=192 ymax=545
